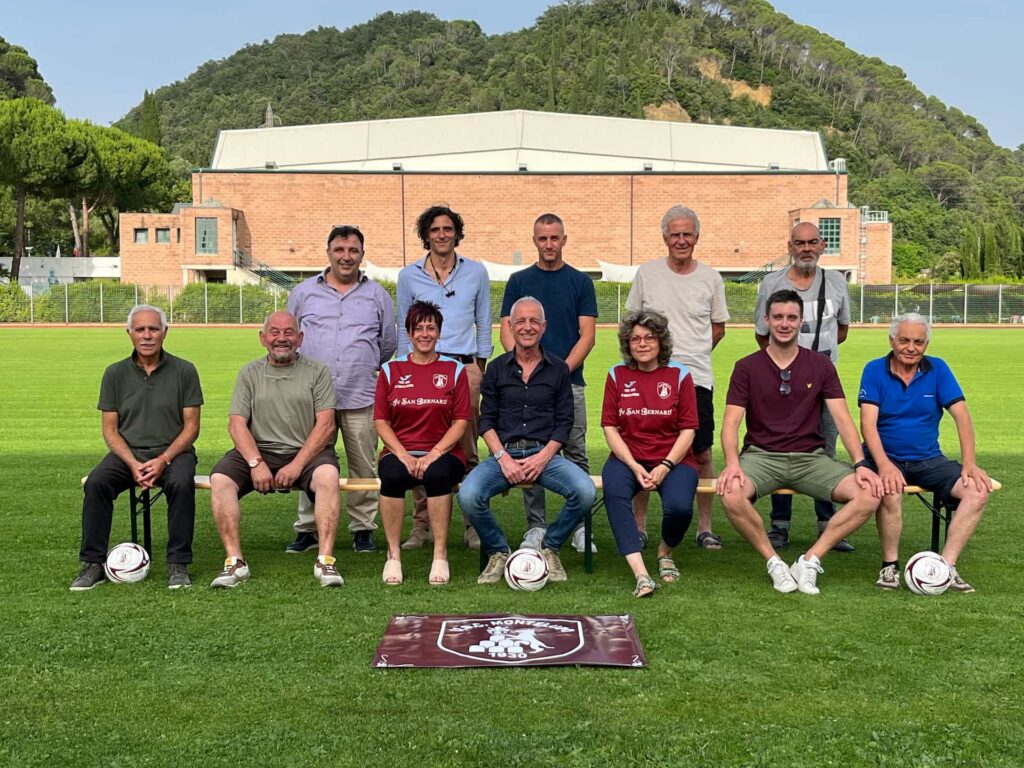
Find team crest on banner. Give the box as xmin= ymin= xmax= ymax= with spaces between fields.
xmin=657 ymin=382 xmax=671 ymax=400
xmin=372 ymin=614 xmax=647 ymax=668
xmin=432 ymin=373 xmax=448 ymax=389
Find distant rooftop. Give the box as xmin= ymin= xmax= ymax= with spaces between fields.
xmin=208 ymin=110 xmax=830 ymax=173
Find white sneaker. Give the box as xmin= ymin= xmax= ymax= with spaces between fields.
xmin=767 ymin=555 xmax=798 ymax=593
xmin=520 ymin=526 xmax=546 ymax=550
xmin=314 ymin=555 xmax=344 ymax=587
xmin=790 ymin=555 xmax=823 ymax=595
xmin=210 ymin=557 xmax=250 ymax=589
xmin=571 ymin=525 xmax=596 ymax=554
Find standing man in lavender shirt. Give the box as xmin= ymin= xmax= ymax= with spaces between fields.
xmin=396 ymin=205 xmax=492 ymax=550
xmin=286 ymin=225 xmax=397 ymax=553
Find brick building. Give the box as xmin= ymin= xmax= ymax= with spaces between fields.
xmin=119 ymin=110 xmax=891 ymax=286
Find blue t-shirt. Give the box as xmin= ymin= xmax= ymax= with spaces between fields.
xmin=857 ymin=354 xmax=965 ymax=461
xmin=501 ymin=263 xmax=598 ymax=387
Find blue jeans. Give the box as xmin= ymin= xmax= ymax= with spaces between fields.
xmin=458 ymin=447 xmax=596 ymax=555
xmin=602 ymin=455 xmax=698 ymax=556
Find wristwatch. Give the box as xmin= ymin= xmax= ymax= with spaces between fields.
xmin=853 ymin=459 xmax=870 ymax=470
xmin=493 ymin=449 xmax=507 ymax=461
xmin=247 ymin=456 xmax=264 ymax=469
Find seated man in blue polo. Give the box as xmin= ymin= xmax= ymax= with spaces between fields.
xmin=858 ymin=312 xmax=993 ymax=592
xmin=458 ymin=296 xmax=596 ymax=584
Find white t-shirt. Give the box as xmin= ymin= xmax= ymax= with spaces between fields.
xmin=625 ymin=259 xmax=730 ymax=389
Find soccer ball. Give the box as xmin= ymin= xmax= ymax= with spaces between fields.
xmin=504 ymin=548 xmax=549 ymax=591
xmin=104 ymin=542 xmax=151 ymax=584
xmin=904 ymin=551 xmax=952 ymax=596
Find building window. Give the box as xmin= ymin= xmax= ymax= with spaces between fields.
xmin=196 ymin=218 xmax=218 ymax=254
xmin=818 ymin=218 xmax=841 ymax=254
xmin=156 ymin=228 xmax=170 ymax=244
xmin=133 ymin=228 xmax=148 ymax=244
xmin=176 ymin=228 xmax=181 ymax=243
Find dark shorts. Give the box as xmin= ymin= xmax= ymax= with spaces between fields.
xmin=211 ymin=447 xmax=339 ymax=498
xmin=693 ymin=386 xmax=715 ymax=455
xmin=863 ymin=452 xmax=963 ymax=509
xmin=378 ymin=452 xmax=465 ymax=498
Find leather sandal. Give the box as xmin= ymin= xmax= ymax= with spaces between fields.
xmin=657 ymin=556 xmax=680 ymax=583
xmin=428 ymin=559 xmax=450 ymax=586
xmin=382 ymin=557 xmax=403 ymax=585
xmin=633 ymin=574 xmax=658 ymax=598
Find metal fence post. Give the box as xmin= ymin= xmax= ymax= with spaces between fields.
xmin=99 ymin=283 xmax=104 ymax=323
xmin=204 ymin=282 xmax=209 ymax=325
xmin=998 ymin=284 xmax=1003 ymax=323
xmin=64 ymin=283 xmax=69 ymax=324
xmin=894 ymin=283 xmax=899 ymax=317
xmin=239 ymin=284 xmax=243 ymax=324
xmin=134 ymin=284 xmax=139 ymax=307
xmin=29 ymin=289 xmax=34 ymax=323
xmin=963 ymin=285 xmax=968 ymax=324
xmin=859 ymin=285 xmax=864 ymax=324
xmin=616 ymin=285 xmax=621 ymax=324
xmin=929 ymin=282 xmax=934 ymax=322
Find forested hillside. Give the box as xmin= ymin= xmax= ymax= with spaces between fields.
xmin=78 ymin=1 xmax=1024 ymax=277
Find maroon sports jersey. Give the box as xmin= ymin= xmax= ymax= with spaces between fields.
xmin=374 ymin=355 xmax=471 ymax=465
xmin=726 ymin=347 xmax=844 ymax=453
xmin=600 ymin=362 xmax=699 ymax=467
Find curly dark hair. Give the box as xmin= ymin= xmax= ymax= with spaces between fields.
xmin=618 ymin=310 xmax=673 ymax=369
xmin=404 ymin=300 xmax=443 ymax=335
xmin=416 ymin=205 xmax=465 ymax=251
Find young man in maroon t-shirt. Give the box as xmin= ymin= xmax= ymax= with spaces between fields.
xmin=717 ymin=289 xmax=882 ymax=595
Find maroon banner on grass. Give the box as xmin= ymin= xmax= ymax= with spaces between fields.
xmin=372 ymin=614 xmax=647 ymax=668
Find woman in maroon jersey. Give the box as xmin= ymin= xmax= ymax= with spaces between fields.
xmin=374 ymin=301 xmax=470 ymax=585
xmin=601 ymin=310 xmax=700 ymax=597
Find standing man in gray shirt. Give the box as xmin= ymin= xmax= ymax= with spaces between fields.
xmin=286 ymin=225 xmax=397 ymax=553
xmin=753 ymin=221 xmax=854 ymax=552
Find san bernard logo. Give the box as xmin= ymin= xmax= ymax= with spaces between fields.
xmin=656 ymin=382 xmax=671 ymax=400
xmin=432 ymin=373 xmax=448 ymax=389
xmin=437 ymin=616 xmax=584 ymax=665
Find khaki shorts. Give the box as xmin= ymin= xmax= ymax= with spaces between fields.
xmin=739 ymin=446 xmax=853 ymax=502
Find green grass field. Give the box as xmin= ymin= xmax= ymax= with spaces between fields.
xmin=1 ymin=326 xmax=1022 ymax=767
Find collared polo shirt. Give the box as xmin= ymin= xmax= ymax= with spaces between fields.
xmin=857 ymin=354 xmax=965 ymax=461
xmin=396 ymin=254 xmax=492 ymax=359
xmin=288 ymin=269 xmax=397 ymax=411
xmin=479 ymin=348 xmax=573 ymax=446
xmin=98 ymin=351 xmax=204 ymax=460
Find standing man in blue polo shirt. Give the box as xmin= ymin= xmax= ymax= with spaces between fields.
xmin=500 ymin=213 xmax=597 ymax=553
xmin=858 ymin=313 xmax=992 ymax=592
xmin=287 ymin=225 xmax=397 ymax=553
xmin=396 ymin=205 xmax=492 ymax=550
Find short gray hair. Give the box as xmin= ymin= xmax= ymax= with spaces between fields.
xmin=509 ymin=296 xmax=546 ymax=323
xmin=889 ymin=312 xmax=931 ymax=342
xmin=661 ymin=205 xmax=701 ymax=236
xmin=126 ymin=304 xmax=167 ymax=330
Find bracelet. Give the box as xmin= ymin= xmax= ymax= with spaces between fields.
xmin=160 ymin=454 xmax=171 ymax=465
xmin=659 ymin=459 xmax=675 ymax=470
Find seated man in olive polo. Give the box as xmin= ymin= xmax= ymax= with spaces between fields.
xmin=208 ymin=311 xmax=344 ymax=589
xmin=72 ymin=305 xmax=204 ymax=591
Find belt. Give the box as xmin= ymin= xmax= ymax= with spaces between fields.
xmin=505 ymin=439 xmax=544 ymax=450
xmin=439 ymin=352 xmax=476 ymax=364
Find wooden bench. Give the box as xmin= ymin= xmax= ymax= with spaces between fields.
xmin=84 ymin=474 xmax=1001 ymax=573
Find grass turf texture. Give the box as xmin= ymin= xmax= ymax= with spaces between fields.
xmin=1 ymin=326 xmax=1022 ymax=767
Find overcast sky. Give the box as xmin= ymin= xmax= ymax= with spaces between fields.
xmin=3 ymin=0 xmax=1021 ymax=149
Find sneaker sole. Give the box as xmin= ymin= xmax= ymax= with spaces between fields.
xmin=285 ymin=546 xmax=318 ymax=554
xmin=69 ymin=582 xmax=105 ymax=592
xmin=210 ymin=578 xmax=247 ymax=589
xmin=772 ymin=580 xmax=798 ymax=593
xmin=168 ymin=582 xmax=192 ymax=590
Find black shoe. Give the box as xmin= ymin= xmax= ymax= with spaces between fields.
xmin=285 ymin=531 xmax=319 ymax=554
xmin=767 ymin=526 xmax=789 ymax=550
xmin=168 ymin=563 xmax=192 ymax=589
xmin=70 ymin=562 xmax=106 ymax=591
xmin=352 ymin=530 xmax=377 ymax=553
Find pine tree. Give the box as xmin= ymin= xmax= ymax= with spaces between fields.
xmin=139 ymin=90 xmax=162 ymax=147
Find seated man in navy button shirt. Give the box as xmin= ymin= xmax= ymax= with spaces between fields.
xmin=458 ymin=297 xmax=596 ymax=584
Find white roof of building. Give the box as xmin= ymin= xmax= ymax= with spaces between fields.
xmin=209 ymin=110 xmax=829 ymax=173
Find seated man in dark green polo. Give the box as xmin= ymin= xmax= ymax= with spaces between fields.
xmin=72 ymin=305 xmax=204 ymax=591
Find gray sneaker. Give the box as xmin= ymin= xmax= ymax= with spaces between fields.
xmin=520 ymin=526 xmax=546 ymax=550
xmin=210 ymin=557 xmax=250 ymax=589
xmin=832 ymin=537 xmax=856 ymax=553
xmin=571 ymin=525 xmax=596 ymax=554
xmin=875 ymin=564 xmax=900 ymax=590
xmin=790 ymin=555 xmax=823 ymax=595
xmin=401 ymin=527 xmax=433 ymax=550
xmin=767 ymin=526 xmax=789 ymax=550
xmin=541 ymin=547 xmax=568 ymax=582
xmin=766 ymin=555 xmax=797 ymax=593
xmin=477 ymin=552 xmax=510 ymax=584
xmin=168 ymin=563 xmax=191 ymax=590
xmin=314 ymin=556 xmax=344 ymax=587
xmin=464 ymin=526 xmax=481 ymax=551
xmin=948 ymin=565 xmax=975 ymax=593
xmin=70 ymin=562 xmax=106 ymax=591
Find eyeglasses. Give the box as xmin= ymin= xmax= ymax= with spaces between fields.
xmin=779 ymin=369 xmax=791 ymax=396
xmin=628 ymin=334 xmax=657 ymax=345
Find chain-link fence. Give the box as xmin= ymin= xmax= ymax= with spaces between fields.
xmin=2 ymin=280 xmax=1024 ymax=325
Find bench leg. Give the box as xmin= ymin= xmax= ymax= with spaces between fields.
xmin=913 ymin=492 xmax=951 ymax=553
xmin=129 ymin=487 xmax=158 ymax=557
xmin=584 ymin=496 xmax=605 ymax=575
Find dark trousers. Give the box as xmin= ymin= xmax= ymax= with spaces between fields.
xmin=80 ymin=452 xmax=197 ymax=564
xmin=602 ymin=455 xmax=698 ymax=556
